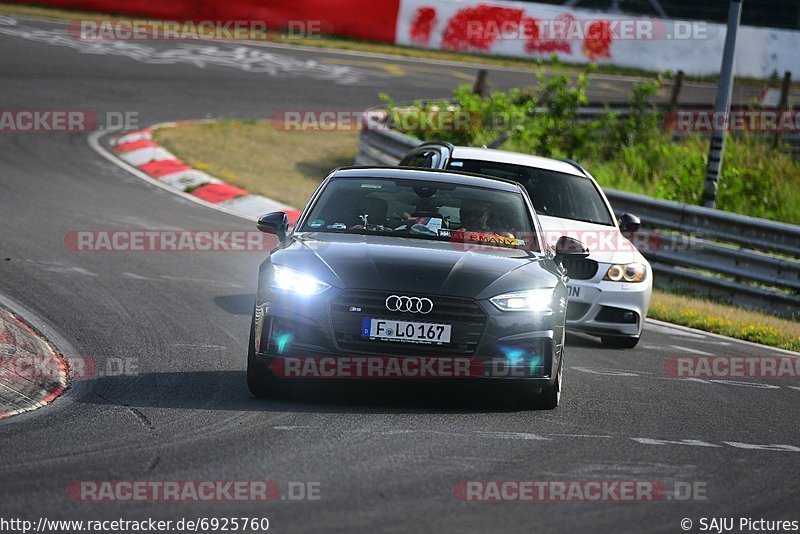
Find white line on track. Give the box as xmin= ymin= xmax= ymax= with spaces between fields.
xmin=646 ymin=319 xmax=800 ymax=356
xmin=548 ymin=433 xmax=613 ymax=439
xmin=121 ymin=272 xmax=150 ymax=280
xmin=474 ymin=431 xmax=549 ymax=440
xmin=269 ymin=425 xmax=799 ymax=453
xmin=158 ymin=275 xmax=244 ymax=288
xmin=644 ymin=321 xmax=706 ymax=339
xmin=669 ymin=345 xmax=715 ymax=356
xmin=170 ymin=343 xmax=227 ymax=349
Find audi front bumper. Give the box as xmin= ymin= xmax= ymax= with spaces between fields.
xmin=252 ymin=287 xmax=563 ymax=386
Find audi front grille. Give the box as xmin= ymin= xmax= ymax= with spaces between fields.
xmin=329 ymin=290 xmax=487 ymax=356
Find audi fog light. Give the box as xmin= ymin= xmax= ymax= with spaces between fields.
xmin=604 ymin=262 xmax=645 ymax=282
xmin=490 ymin=289 xmax=553 ymax=312
xmin=271 ymin=265 xmax=330 ymax=295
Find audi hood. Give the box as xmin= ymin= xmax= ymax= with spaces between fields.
xmin=270 ymin=232 xmax=559 ymax=299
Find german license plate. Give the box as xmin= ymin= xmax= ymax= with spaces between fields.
xmin=361 ymin=318 xmax=451 ymax=344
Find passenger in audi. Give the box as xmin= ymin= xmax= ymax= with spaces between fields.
xmin=458 ymin=198 xmax=491 ymax=231
xmin=457 ymin=198 xmax=516 ymax=239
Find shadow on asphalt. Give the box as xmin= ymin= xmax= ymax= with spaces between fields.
xmin=565 ymin=332 xmax=604 ymax=348
xmin=212 ymin=293 xmax=255 ymax=316
xmin=75 ymin=333 xmax=603 ymax=414
xmin=75 ymin=370 xmax=532 ymax=414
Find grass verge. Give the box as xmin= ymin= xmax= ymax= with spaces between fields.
xmin=649 ymin=290 xmax=800 ymax=352
xmin=0 ymin=2 xmax=791 ymax=86
xmin=154 ymin=119 xmax=356 ymax=209
xmin=153 ymin=119 xmax=797 ymax=351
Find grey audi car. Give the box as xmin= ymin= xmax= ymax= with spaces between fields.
xmin=247 ymin=167 xmax=589 ymax=409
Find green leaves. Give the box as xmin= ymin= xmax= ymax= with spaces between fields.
xmin=380 ymin=67 xmax=800 ymax=224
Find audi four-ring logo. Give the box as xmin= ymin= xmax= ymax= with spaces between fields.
xmin=385 ymin=295 xmax=434 ymax=314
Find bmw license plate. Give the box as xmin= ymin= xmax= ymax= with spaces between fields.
xmin=362 ymin=318 xmax=451 ymax=344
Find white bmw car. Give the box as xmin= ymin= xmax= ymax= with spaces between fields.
xmin=400 ymin=142 xmax=652 ymax=348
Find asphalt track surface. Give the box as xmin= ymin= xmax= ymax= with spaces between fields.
xmin=1 ymin=15 xmax=798 ymax=534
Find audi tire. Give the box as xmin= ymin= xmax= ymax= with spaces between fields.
xmin=247 ymin=316 xmax=294 ymax=399
xmin=513 ymin=359 xmax=561 ymax=410
xmin=539 ymin=358 xmax=562 ymax=409
xmin=512 ymin=328 xmax=563 ymax=410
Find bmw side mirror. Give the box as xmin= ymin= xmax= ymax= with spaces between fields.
xmin=257 ymin=212 xmax=290 ymax=242
xmin=554 ymin=236 xmax=589 ymax=262
xmin=619 ymin=213 xmax=641 ymax=233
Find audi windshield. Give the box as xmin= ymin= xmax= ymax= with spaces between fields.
xmin=299 ymin=177 xmax=539 ymax=250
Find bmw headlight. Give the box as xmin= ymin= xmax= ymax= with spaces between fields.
xmin=604 ymin=262 xmax=646 ymax=282
xmin=490 ymin=289 xmax=553 ymax=312
xmin=271 ymin=265 xmax=330 ymax=295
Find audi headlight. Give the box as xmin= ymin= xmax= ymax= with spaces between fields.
xmin=490 ymin=289 xmax=553 ymax=312
xmin=604 ymin=262 xmax=646 ymax=282
xmin=271 ymin=265 xmax=330 ymax=295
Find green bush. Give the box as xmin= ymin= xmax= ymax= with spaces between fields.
xmin=380 ymin=58 xmax=800 ymax=225
xmin=587 ymin=135 xmax=800 ymax=223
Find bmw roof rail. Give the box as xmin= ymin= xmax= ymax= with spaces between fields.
xmin=558 ymin=158 xmax=588 ymax=176
xmin=417 ymin=140 xmax=455 ymax=151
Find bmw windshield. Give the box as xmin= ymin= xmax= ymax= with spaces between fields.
xmin=446 ymin=159 xmax=615 ymax=226
xmin=299 ymin=177 xmax=539 ymax=251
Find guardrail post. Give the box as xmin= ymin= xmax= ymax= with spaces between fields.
xmin=668 ymin=70 xmax=684 ymax=113
xmin=702 ymin=0 xmax=742 ymax=209
xmin=773 ymin=71 xmax=792 ymax=148
xmin=473 ymin=69 xmax=488 ymax=97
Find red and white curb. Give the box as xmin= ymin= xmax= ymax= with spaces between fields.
xmin=0 ymin=307 xmax=69 ymax=421
xmin=93 ymin=122 xmax=301 ymax=224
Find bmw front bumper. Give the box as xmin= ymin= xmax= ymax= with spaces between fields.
xmin=565 ymin=274 xmax=652 ymax=338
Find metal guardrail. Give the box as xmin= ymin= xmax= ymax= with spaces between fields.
xmin=356 ymin=116 xmax=800 ymax=316
xmin=602 ymin=189 xmax=800 ymax=257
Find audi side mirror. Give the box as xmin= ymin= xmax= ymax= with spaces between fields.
xmin=257 ymin=212 xmax=289 ymax=242
xmin=619 ymin=213 xmax=641 ymax=233
xmin=554 ymin=236 xmax=589 ymax=262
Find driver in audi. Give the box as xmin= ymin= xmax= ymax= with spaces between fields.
xmin=458 ymin=199 xmax=491 ymax=231
xmin=457 ymin=198 xmax=515 ymax=238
